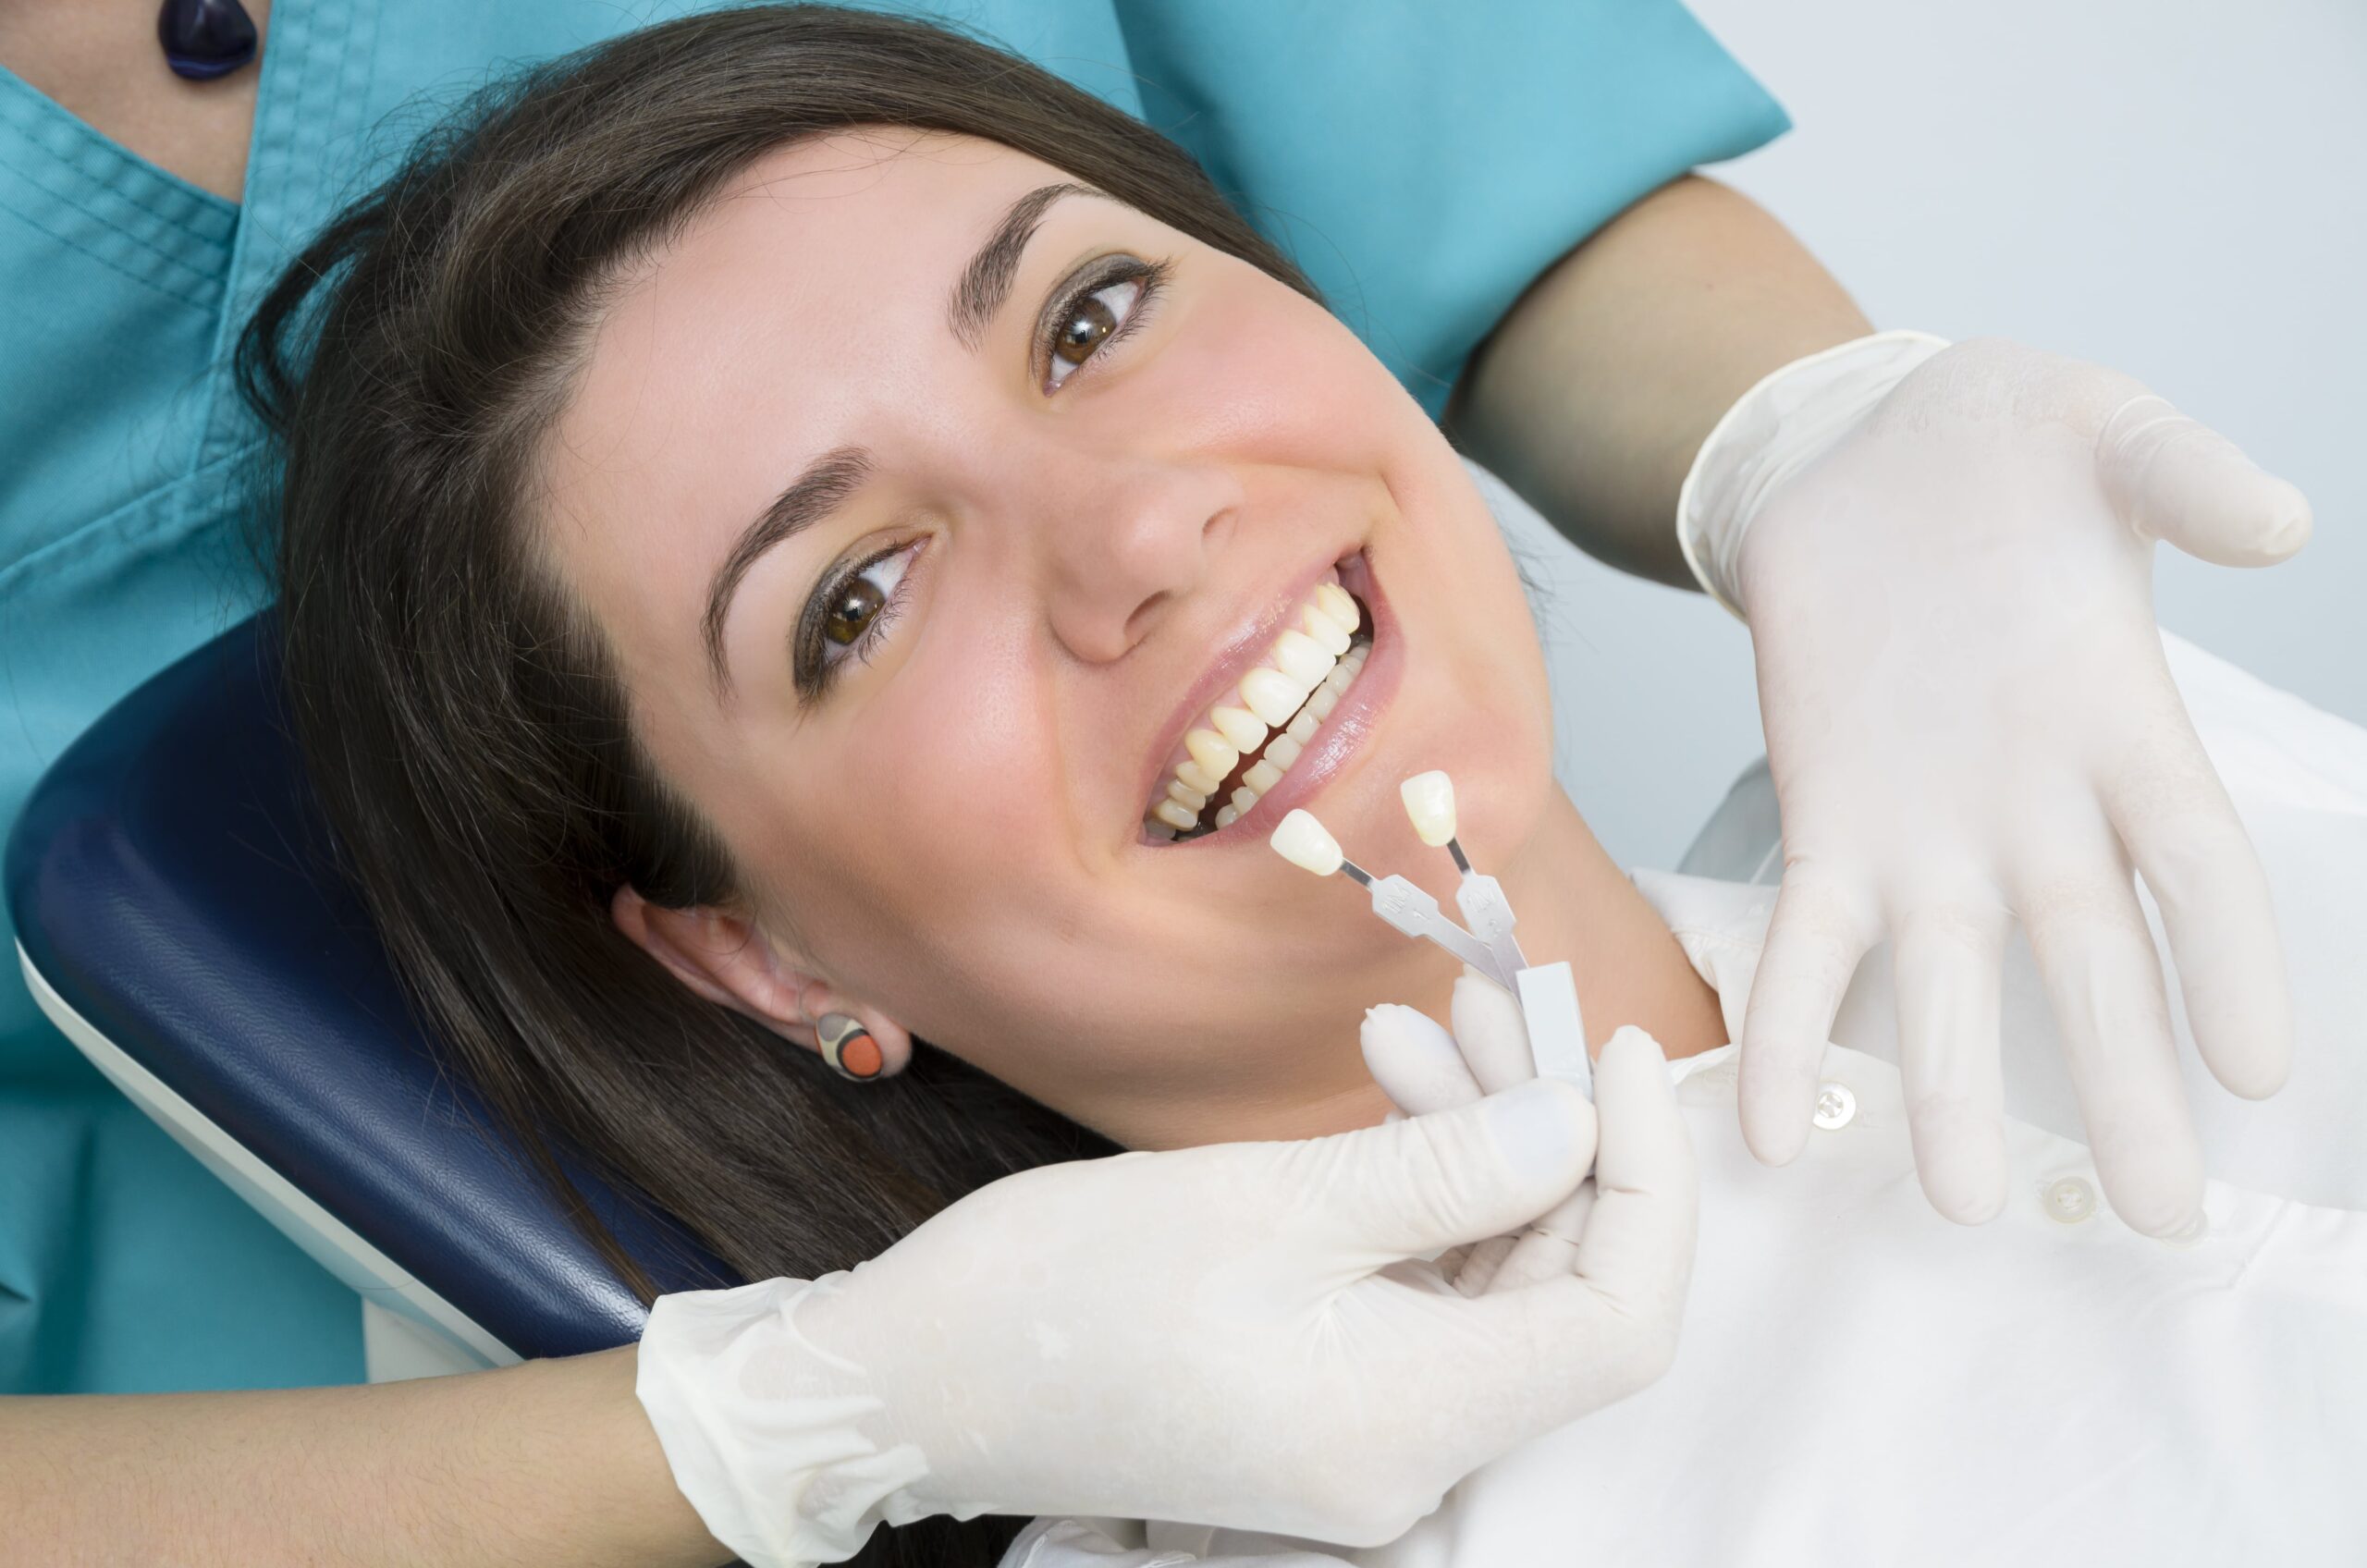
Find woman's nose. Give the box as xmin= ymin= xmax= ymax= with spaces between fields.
xmin=1038 ymin=459 xmax=1240 ymax=664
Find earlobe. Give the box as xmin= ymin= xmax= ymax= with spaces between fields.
xmin=607 ymin=886 xmax=915 ymax=1078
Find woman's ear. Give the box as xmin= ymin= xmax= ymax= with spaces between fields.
xmin=608 ymin=886 xmax=914 ymax=1077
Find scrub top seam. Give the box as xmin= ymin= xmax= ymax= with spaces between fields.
xmin=0 ymin=199 xmax=219 ymax=315
xmin=0 ymin=75 xmax=237 ymax=312
xmin=199 ymin=0 xmax=383 ymax=475
xmin=0 ymin=444 xmax=256 ymax=605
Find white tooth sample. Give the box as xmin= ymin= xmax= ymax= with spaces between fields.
xmin=1270 ymin=629 xmax=1334 ymax=691
xmin=1400 ymin=770 xmax=1456 ymax=847
xmin=1152 ymin=798 xmax=1198 ymax=831
xmin=1168 ymin=780 xmax=1208 ymax=812
xmin=1306 ymin=685 xmax=1340 ymax=720
xmin=1230 ymin=785 xmax=1260 ymax=815
xmin=1285 ymin=709 xmax=1318 ymax=744
xmin=1316 ymin=583 xmax=1361 ymax=634
xmin=1175 ymin=757 xmax=1222 ymax=796
xmin=1269 ymin=808 xmax=1344 ymax=876
xmin=1239 ymin=668 xmax=1304 ymax=728
xmin=1242 ymin=758 xmax=1284 ymax=794
xmin=1211 ymin=704 xmax=1267 ymax=753
xmin=1213 ymin=804 xmax=1239 ymax=828
xmin=1185 ymin=728 xmax=1239 ymax=782
xmin=1301 ymin=604 xmax=1351 ymax=656
xmin=1264 ymin=734 xmax=1303 ymax=771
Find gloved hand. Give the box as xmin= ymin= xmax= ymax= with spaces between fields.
xmin=1361 ymin=971 xmax=1686 ymax=1298
xmin=634 ymin=1061 xmax=1696 ymax=1567
xmin=1680 ymin=332 xmax=2312 ymax=1236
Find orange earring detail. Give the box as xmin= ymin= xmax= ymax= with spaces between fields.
xmin=816 ymin=1012 xmax=885 ymax=1082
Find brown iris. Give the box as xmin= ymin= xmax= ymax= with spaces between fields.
xmin=1053 ymin=291 xmax=1119 ymax=367
xmin=823 ymin=576 xmax=887 ymax=646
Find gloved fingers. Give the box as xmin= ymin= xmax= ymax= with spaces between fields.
xmin=1316 ymin=1078 xmax=1598 ymax=1262
xmin=1479 ymin=1181 xmax=1597 ymax=1294
xmin=1450 ymin=969 xmax=1539 ymax=1092
xmin=1739 ymin=863 xmax=1878 ymax=1165
xmin=1562 ymin=1027 xmax=1694 ymax=1331
xmin=1361 ymin=1003 xmax=1483 ymax=1117
xmin=2096 ymin=393 xmax=2312 ymax=567
xmin=2015 ymin=860 xmax=2206 ymax=1238
xmin=1891 ymin=900 xmax=2012 ymax=1224
xmin=1450 ymin=1232 xmax=1517 ymax=1297
xmin=1471 ymin=1030 xmax=1690 ymax=1406
xmin=2100 ymin=731 xmax=2294 ymax=1100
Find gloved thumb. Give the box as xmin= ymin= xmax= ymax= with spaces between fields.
xmin=1315 ymin=1077 xmax=1597 ymax=1262
xmin=2097 ymin=393 xmax=2312 ymax=567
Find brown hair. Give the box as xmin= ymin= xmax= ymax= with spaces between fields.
xmin=238 ymin=6 xmax=1318 ymax=1563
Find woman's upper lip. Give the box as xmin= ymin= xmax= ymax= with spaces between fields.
xmin=1135 ymin=549 xmax=1355 ymax=830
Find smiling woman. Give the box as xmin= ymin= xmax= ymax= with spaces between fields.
xmin=239 ymin=6 xmax=1723 ymax=1564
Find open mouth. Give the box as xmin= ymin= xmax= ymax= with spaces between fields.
xmin=1143 ymin=550 xmax=1380 ymax=844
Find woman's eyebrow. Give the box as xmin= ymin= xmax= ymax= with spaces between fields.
xmin=704 ymin=444 xmax=871 ymax=693
xmin=946 ymin=180 xmax=1109 ymax=349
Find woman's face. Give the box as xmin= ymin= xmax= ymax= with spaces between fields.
xmin=538 ymin=130 xmax=1554 ymax=1147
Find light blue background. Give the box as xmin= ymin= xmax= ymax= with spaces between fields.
xmin=1537 ymin=0 xmax=2363 ymax=871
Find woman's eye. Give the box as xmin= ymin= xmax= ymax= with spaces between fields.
xmin=822 ymin=571 xmax=889 ymax=646
xmin=1046 ymin=276 xmax=1147 ymax=388
xmin=802 ymin=540 xmax=921 ymax=698
xmin=822 ymin=545 xmax=914 ymax=650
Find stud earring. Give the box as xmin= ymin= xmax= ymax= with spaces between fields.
xmin=816 ymin=1012 xmax=885 ymax=1082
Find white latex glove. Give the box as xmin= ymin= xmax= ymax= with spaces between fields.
xmin=634 ymin=1069 xmax=1696 ymax=1568
xmin=1680 ymin=332 xmax=2312 ymax=1236
xmin=1361 ymin=972 xmax=1686 ymax=1297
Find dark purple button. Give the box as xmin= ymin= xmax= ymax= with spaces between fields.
xmin=157 ymin=0 xmax=258 ymax=81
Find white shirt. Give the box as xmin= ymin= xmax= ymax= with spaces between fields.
xmin=1003 ymin=636 xmax=2367 ymax=1568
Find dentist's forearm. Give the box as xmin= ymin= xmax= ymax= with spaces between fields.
xmin=0 ymin=1345 xmax=730 ymax=1567
xmin=1445 ymin=175 xmax=1872 ymax=587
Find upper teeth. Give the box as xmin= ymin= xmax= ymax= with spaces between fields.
xmin=1146 ymin=577 xmax=1370 ymax=839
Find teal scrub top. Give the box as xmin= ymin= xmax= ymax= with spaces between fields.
xmin=0 ymin=0 xmax=1784 ymax=1394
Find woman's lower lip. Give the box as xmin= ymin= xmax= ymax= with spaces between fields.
xmin=1172 ymin=550 xmax=1399 ymax=846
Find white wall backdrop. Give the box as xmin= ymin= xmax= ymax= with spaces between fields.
xmin=1544 ymin=0 xmax=2362 ymax=871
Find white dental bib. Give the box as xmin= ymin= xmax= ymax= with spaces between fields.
xmin=1006 ymin=637 xmax=2367 ymax=1568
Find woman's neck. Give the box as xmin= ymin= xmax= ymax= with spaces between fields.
xmin=1493 ymin=786 xmax=1730 ymax=1064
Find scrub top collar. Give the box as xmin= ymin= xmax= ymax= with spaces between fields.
xmin=196 ymin=0 xmax=384 ymax=472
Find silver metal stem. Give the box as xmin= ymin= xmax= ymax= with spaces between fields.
xmin=1367 ymin=875 xmax=1504 ymax=981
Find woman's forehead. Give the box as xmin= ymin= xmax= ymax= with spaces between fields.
xmin=626 ymin=129 xmax=1065 ymax=312
xmin=540 ymin=131 xmax=1072 ymax=644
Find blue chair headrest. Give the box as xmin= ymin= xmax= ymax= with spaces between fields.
xmin=6 ymin=615 xmax=736 ymax=1359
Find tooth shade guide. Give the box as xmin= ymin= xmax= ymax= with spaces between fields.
xmin=1447 ymin=838 xmax=1473 ymax=874
xmin=1269 ymin=807 xmax=1345 ymax=875
xmin=1399 ymin=769 xmax=1457 ymax=848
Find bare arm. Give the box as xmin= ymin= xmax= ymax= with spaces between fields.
xmin=1445 ymin=175 xmax=1873 ymax=587
xmin=0 ymin=1346 xmax=730 ymax=1568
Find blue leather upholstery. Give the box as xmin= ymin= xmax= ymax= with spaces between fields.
xmin=5 ymin=615 xmax=735 ymax=1359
